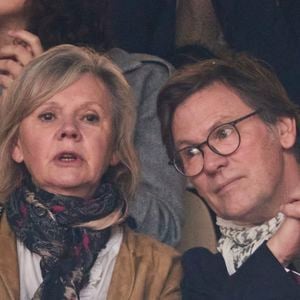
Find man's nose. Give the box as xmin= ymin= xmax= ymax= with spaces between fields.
xmin=202 ymin=146 xmax=229 ymax=175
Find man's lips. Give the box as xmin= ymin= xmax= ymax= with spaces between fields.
xmin=213 ymin=177 xmax=243 ymax=194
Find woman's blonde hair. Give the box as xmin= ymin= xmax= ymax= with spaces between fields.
xmin=0 ymin=44 xmax=139 ymax=202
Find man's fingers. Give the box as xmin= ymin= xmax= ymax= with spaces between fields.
xmin=0 ymin=44 xmax=33 ymax=66
xmin=8 ymin=30 xmax=43 ymax=57
xmin=0 ymin=58 xmax=23 ymax=78
xmin=281 ymin=201 xmax=300 ymax=219
xmin=0 ymin=73 xmax=13 ymax=89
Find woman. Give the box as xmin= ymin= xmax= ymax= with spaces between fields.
xmin=0 ymin=44 xmax=181 ymax=299
xmin=0 ymin=0 xmax=185 ymax=246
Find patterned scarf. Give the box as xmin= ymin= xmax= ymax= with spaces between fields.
xmin=6 ymin=179 xmax=127 ymax=300
xmin=217 ymin=213 xmax=284 ymax=275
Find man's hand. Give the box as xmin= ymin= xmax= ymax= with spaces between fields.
xmin=267 ymin=195 xmax=300 ymax=266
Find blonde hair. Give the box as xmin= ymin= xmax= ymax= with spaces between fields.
xmin=0 ymin=44 xmax=139 ymax=202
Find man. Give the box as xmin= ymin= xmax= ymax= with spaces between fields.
xmin=158 ymin=54 xmax=300 ymax=299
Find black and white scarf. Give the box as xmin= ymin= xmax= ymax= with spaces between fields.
xmin=217 ymin=213 xmax=284 ymax=275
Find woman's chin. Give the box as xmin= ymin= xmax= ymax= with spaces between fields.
xmin=40 ymin=177 xmax=96 ymax=198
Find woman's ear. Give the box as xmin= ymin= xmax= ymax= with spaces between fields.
xmin=276 ymin=116 xmax=297 ymax=149
xmin=109 ymin=151 xmax=120 ymax=166
xmin=11 ymin=139 xmax=24 ymax=163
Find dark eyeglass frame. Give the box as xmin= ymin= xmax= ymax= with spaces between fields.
xmin=170 ymin=110 xmax=259 ymax=177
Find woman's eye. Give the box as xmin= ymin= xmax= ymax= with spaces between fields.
xmin=82 ymin=113 xmax=100 ymax=123
xmin=38 ymin=112 xmax=55 ymax=121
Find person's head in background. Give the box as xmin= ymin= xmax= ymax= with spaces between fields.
xmin=0 ymin=0 xmax=113 ymax=95
xmin=0 ymin=44 xmax=138 ymax=203
xmin=170 ymin=44 xmax=217 ymax=69
xmin=158 ymin=54 xmax=300 ymax=225
xmin=0 ymin=0 xmax=111 ymax=49
xmin=26 ymin=0 xmax=111 ymax=50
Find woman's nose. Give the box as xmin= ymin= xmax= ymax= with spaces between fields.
xmin=57 ymin=120 xmax=82 ymax=141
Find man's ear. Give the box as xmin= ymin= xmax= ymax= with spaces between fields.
xmin=11 ymin=139 xmax=24 ymax=163
xmin=276 ymin=116 xmax=297 ymax=150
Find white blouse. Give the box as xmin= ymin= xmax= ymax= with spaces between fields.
xmin=17 ymin=226 xmax=123 ymax=300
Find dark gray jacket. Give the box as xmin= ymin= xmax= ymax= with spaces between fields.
xmin=108 ymin=48 xmax=185 ymax=246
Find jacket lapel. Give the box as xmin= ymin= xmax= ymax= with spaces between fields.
xmin=107 ymin=226 xmax=135 ymax=300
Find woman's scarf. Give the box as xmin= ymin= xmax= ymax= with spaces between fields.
xmin=217 ymin=213 xmax=284 ymax=275
xmin=6 ymin=180 xmax=127 ymax=300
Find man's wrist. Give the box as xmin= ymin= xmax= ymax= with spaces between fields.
xmin=267 ymin=239 xmax=291 ymax=267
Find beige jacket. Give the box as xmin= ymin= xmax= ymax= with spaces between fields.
xmin=0 ymin=212 xmax=182 ymax=300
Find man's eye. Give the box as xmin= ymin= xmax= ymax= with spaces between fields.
xmin=183 ymin=147 xmax=201 ymax=159
xmin=214 ymin=126 xmax=234 ymax=140
xmin=38 ymin=112 xmax=55 ymax=121
xmin=83 ymin=114 xmax=100 ymax=123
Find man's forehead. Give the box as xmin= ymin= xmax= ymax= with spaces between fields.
xmin=173 ymin=83 xmax=250 ymax=123
xmin=172 ymin=83 xmax=252 ymax=146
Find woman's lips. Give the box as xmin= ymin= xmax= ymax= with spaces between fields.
xmin=54 ymin=151 xmax=83 ymax=166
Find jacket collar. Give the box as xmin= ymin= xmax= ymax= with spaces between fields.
xmin=0 ymin=211 xmax=20 ymax=299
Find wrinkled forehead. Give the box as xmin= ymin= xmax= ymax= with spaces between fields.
xmin=26 ymin=73 xmax=111 ymax=113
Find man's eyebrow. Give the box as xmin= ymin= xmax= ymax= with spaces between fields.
xmin=175 ymin=139 xmax=198 ymax=149
xmin=207 ymin=114 xmax=239 ymax=130
xmin=174 ymin=115 xmax=234 ymax=149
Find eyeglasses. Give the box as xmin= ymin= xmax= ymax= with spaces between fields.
xmin=170 ymin=110 xmax=259 ymax=177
